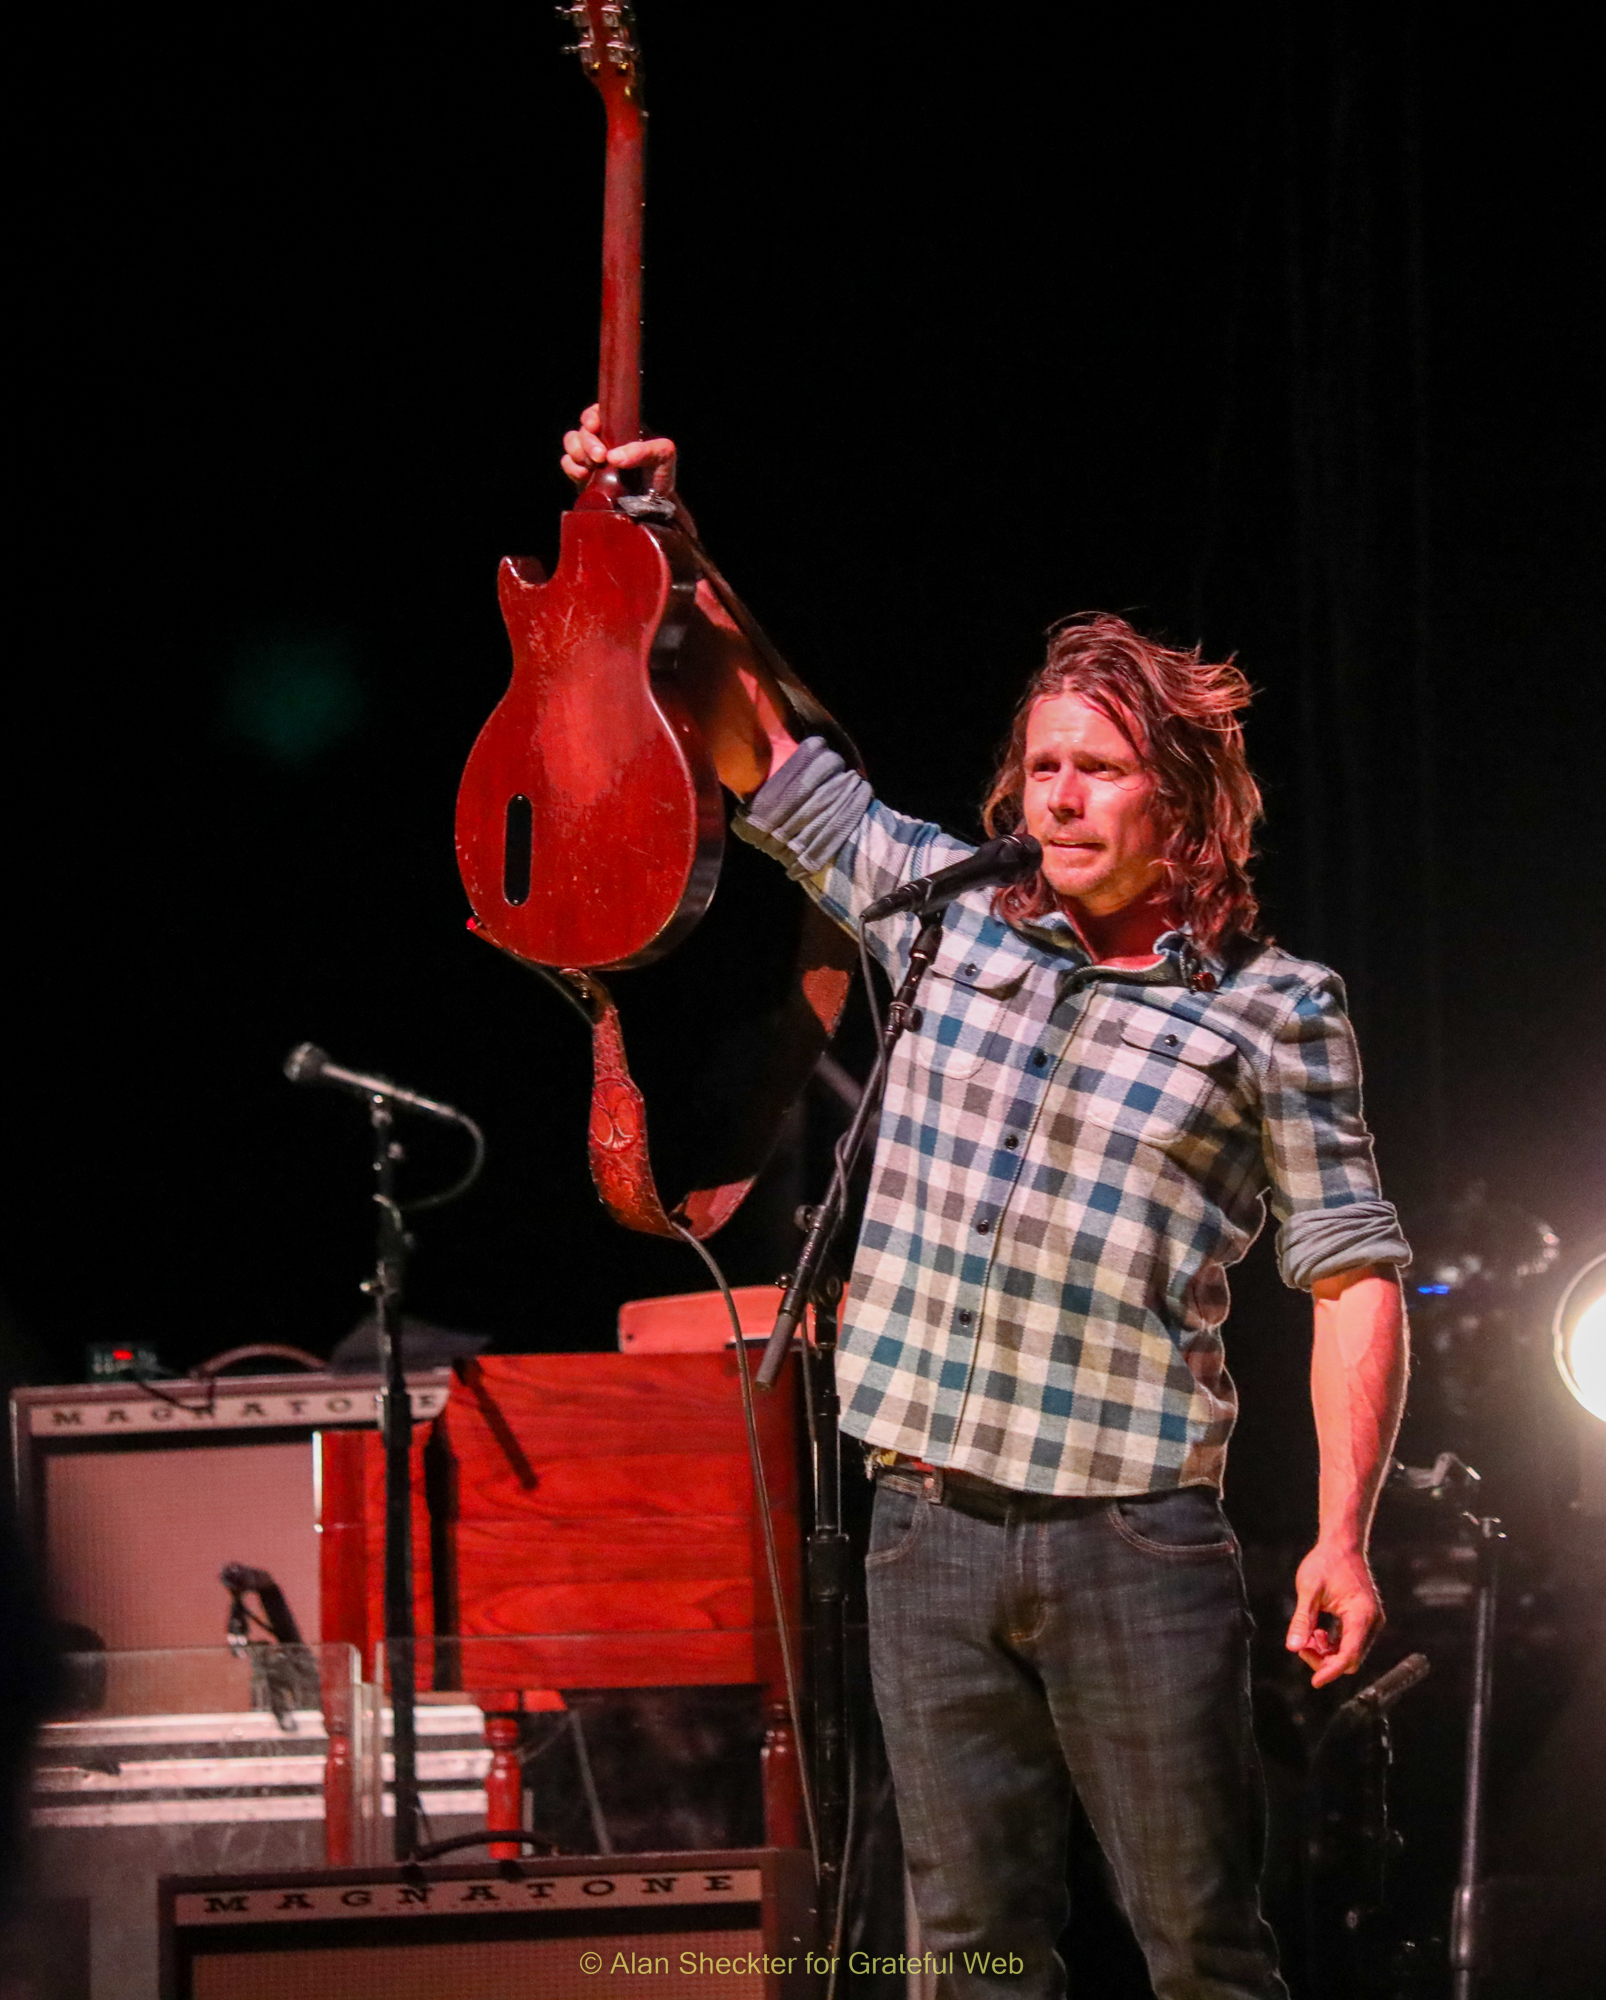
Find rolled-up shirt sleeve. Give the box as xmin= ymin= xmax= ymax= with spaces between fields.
xmin=1259 ymin=974 xmax=1411 ymax=1289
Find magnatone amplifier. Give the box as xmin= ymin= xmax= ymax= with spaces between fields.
xmin=161 ymin=1849 xmax=817 ymax=2000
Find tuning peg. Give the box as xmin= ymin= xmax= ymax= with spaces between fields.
xmin=600 ymin=4 xmax=639 ymax=51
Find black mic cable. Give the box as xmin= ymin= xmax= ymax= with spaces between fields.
xmin=283 ymin=1044 xmax=485 ymax=1210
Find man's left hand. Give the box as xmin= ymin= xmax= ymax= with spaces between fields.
xmin=1286 ymin=1540 xmax=1384 ymax=1689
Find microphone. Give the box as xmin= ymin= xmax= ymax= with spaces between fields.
xmin=862 ymin=834 xmax=1042 ymax=922
xmin=284 ymin=1043 xmax=469 ymax=1126
xmin=221 ymin=1563 xmax=305 ymax=1647
xmin=1333 ymin=1651 xmax=1431 ymax=1730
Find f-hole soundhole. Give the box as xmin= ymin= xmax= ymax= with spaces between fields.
xmin=503 ymin=794 xmax=532 ymax=906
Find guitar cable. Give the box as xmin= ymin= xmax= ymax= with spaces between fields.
xmin=669 ymin=1222 xmax=821 ymax=1882
xmin=525 ymin=955 xmax=820 ymax=1871
xmin=856 ymin=917 xmax=886 ymax=1044
xmin=669 ymin=926 xmax=890 ymax=1938
xmin=674 ymin=1219 xmax=870 ymax=2000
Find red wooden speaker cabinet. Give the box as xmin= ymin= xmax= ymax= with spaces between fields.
xmin=161 ymin=1850 xmax=817 ymax=1999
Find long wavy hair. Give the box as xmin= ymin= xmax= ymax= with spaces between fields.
xmin=982 ymin=613 xmax=1262 ymax=952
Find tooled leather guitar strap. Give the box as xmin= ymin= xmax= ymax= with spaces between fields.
xmin=556 ymin=537 xmax=861 ymax=1241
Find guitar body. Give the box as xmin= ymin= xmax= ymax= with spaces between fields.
xmin=455 ymin=505 xmax=723 ymax=970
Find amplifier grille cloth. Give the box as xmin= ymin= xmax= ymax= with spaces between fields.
xmin=45 ymin=1440 xmax=320 ymax=1649
xmin=192 ymin=1927 xmax=768 ymax=1999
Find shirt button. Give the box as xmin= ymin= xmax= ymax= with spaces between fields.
xmin=958 ymin=1310 xmax=974 ymax=1326
xmin=963 ymin=962 xmax=978 ymax=977
xmin=976 ymin=1217 xmax=991 ymax=1233
xmin=1163 ymin=1032 xmax=1179 ymax=1047
xmin=1003 ymin=1132 xmax=1019 ymax=1150
xmin=1031 ymin=1049 xmax=1047 ymax=1067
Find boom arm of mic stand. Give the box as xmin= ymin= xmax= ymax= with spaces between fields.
xmin=756 ymin=910 xmax=946 ymax=1392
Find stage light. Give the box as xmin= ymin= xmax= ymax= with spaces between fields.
xmin=1553 ymin=1249 xmax=1606 ymax=1422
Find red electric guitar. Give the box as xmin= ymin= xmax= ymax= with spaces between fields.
xmin=453 ymin=3 xmax=860 ymax=1240
xmin=454 ymin=1 xmax=718 ymax=971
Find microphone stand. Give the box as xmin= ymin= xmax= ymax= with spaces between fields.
xmin=757 ymin=904 xmax=948 ymax=1946
xmin=287 ymin=1044 xmax=485 ymax=1863
xmin=365 ymin=1094 xmax=421 ymax=1862
xmin=1390 ymin=1454 xmax=1501 ymax=2000
xmin=1301 ymin=1653 xmax=1431 ymax=1997
xmin=1451 ymin=1512 xmax=1504 ymax=2000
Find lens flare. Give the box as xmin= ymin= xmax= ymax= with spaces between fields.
xmin=1555 ymin=1251 xmax=1606 ymax=1422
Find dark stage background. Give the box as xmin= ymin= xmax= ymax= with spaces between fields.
xmin=7 ymin=1 xmax=1605 ymax=1986
xmin=11 ymin=0 xmax=1601 ymax=1382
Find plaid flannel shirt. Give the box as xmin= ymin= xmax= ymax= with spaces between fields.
xmin=735 ymin=739 xmax=1409 ymax=1498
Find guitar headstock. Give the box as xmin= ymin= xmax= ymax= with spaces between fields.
xmin=558 ymin=2 xmax=642 ymax=105
xmin=558 ymin=0 xmax=646 ymax=448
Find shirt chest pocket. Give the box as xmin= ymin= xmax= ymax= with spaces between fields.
xmin=912 ymin=944 xmax=1029 ymax=1082
xmin=1074 ymin=1012 xmax=1242 ymax=1148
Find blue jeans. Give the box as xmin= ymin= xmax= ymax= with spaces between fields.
xmin=866 ymin=1471 xmax=1288 ymax=2000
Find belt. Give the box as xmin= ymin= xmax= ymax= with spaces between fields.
xmin=873 ymin=1456 xmax=1106 ymax=1526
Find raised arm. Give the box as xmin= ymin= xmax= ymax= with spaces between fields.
xmin=560 ymin=405 xmax=798 ymax=794
xmin=558 ymin=410 xmax=971 ymax=967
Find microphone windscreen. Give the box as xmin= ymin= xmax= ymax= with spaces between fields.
xmin=284 ymin=1042 xmax=327 ymax=1085
xmin=1362 ymin=1651 xmax=1431 ymax=1709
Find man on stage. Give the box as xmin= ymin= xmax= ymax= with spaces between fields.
xmin=563 ymin=413 xmax=1411 ymax=2000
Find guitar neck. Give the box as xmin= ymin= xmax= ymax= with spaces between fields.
xmin=597 ymin=95 xmax=644 ymax=446
xmin=569 ymin=2 xmax=646 ymax=448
